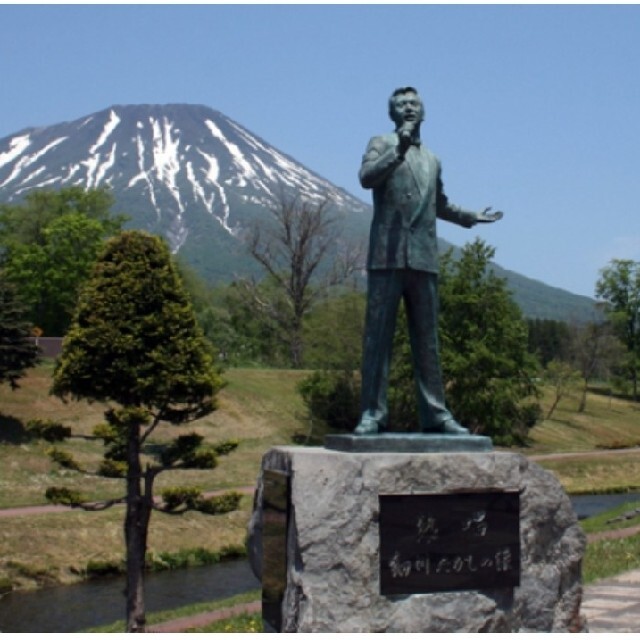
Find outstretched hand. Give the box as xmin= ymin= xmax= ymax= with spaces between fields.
xmin=476 ymin=207 xmax=504 ymax=223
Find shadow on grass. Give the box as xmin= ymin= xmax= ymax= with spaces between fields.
xmin=0 ymin=413 xmax=30 ymax=444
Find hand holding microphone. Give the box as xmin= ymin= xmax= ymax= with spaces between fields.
xmin=397 ymin=120 xmax=416 ymax=157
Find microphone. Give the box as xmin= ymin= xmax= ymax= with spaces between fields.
xmin=399 ymin=122 xmax=414 ymax=144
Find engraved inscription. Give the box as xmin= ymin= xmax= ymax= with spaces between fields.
xmin=416 ymin=514 xmax=439 ymax=542
xmin=379 ymin=492 xmax=520 ymax=595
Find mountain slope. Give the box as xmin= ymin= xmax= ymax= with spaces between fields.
xmin=0 ymin=104 xmax=595 ymax=321
xmin=0 ymin=104 xmax=369 ymax=281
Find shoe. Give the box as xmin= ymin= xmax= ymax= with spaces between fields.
xmin=440 ymin=419 xmax=469 ymax=435
xmin=354 ymin=419 xmax=380 ymax=435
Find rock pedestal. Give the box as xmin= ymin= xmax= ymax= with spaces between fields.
xmin=247 ymin=447 xmax=587 ymax=633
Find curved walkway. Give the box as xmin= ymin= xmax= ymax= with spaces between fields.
xmin=582 ymin=569 xmax=640 ymax=632
xmin=148 ymin=601 xmax=261 ymax=633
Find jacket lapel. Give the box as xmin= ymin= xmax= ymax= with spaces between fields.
xmin=405 ymin=145 xmax=432 ymax=224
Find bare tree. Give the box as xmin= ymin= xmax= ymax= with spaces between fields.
xmin=543 ymin=359 xmax=581 ymax=420
xmin=570 ymin=319 xmax=625 ymax=412
xmin=243 ymin=194 xmax=363 ymax=368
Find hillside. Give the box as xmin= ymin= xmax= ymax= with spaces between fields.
xmin=1 ymin=364 xmax=640 ymax=592
xmin=0 ymin=104 xmax=596 ymax=322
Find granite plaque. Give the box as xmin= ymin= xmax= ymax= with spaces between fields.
xmin=261 ymin=469 xmax=290 ymax=631
xmin=379 ymin=492 xmax=520 ymax=595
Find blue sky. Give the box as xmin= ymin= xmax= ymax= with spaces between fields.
xmin=1 ymin=4 xmax=639 ymax=298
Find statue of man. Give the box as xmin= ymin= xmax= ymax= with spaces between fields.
xmin=355 ymin=86 xmax=502 ymax=436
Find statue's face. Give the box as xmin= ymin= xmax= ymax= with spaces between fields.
xmin=390 ymin=92 xmax=424 ymax=127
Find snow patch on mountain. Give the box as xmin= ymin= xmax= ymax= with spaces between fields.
xmin=0 ymin=134 xmax=32 ymax=170
xmin=150 ymin=116 xmax=184 ymax=215
xmin=1 ymin=136 xmax=67 ymax=191
xmin=187 ymin=150 xmax=236 ymax=236
xmin=90 ymin=109 xmax=121 ymax=154
xmin=205 ymin=119 xmax=255 ymax=187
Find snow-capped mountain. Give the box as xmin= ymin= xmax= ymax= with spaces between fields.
xmin=0 ymin=104 xmax=598 ymax=321
xmin=0 ymin=104 xmax=370 ymax=281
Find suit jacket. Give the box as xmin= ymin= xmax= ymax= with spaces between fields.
xmin=359 ymin=132 xmax=478 ymax=273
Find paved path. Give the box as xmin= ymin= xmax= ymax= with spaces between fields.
xmin=582 ymin=568 xmax=640 ymax=632
xmin=148 ymin=601 xmax=261 ymax=632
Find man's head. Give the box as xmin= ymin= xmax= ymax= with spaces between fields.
xmin=388 ymin=87 xmax=425 ymax=128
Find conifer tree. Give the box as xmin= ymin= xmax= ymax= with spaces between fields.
xmin=435 ymin=240 xmax=541 ymax=444
xmin=50 ymin=231 xmax=227 ymax=633
xmin=0 ymin=271 xmax=39 ymax=389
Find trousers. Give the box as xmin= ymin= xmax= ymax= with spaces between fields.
xmin=359 ymin=269 xmax=453 ymax=431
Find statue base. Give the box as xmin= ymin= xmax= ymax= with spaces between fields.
xmin=325 ymin=432 xmax=492 ymax=453
xmin=247 ymin=447 xmax=587 ymax=633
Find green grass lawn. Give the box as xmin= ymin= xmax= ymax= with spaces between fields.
xmin=580 ymin=500 xmax=640 ymax=535
xmin=523 ymin=386 xmax=640 ymax=454
xmin=535 ymin=452 xmax=640 ymax=494
xmin=0 ymin=366 xmax=309 ymax=508
xmin=580 ymin=498 xmax=640 ymax=583
xmin=583 ymin=535 xmax=640 ymax=584
xmin=82 ymin=589 xmax=261 ymax=632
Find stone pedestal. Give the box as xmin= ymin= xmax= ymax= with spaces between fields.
xmin=247 ymin=447 xmax=587 ymax=633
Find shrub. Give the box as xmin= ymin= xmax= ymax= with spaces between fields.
xmin=27 ymin=419 xmax=72 ymax=442
xmin=161 ymin=486 xmax=202 ymax=511
xmin=197 ymin=491 xmax=242 ymax=515
xmin=98 ymin=459 xmax=127 ymax=478
xmin=297 ymin=369 xmax=360 ymax=433
xmin=47 ymin=447 xmax=83 ymax=471
xmin=45 ymin=486 xmax=87 ymax=505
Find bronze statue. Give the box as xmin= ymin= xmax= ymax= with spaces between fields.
xmin=355 ymin=87 xmax=502 ymax=436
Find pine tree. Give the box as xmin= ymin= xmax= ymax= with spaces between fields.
xmin=0 ymin=272 xmax=39 ymax=389
xmin=51 ymin=231 xmax=226 ymax=632
xmin=435 ymin=240 xmax=541 ymax=444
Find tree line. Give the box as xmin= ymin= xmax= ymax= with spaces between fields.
xmin=3 ymin=187 xmax=639 ymax=426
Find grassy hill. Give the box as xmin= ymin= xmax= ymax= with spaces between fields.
xmin=1 ymin=364 xmax=640 ymax=591
xmin=0 ymin=364 xmax=309 ymax=590
xmin=0 ymin=363 xmax=309 ymax=509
